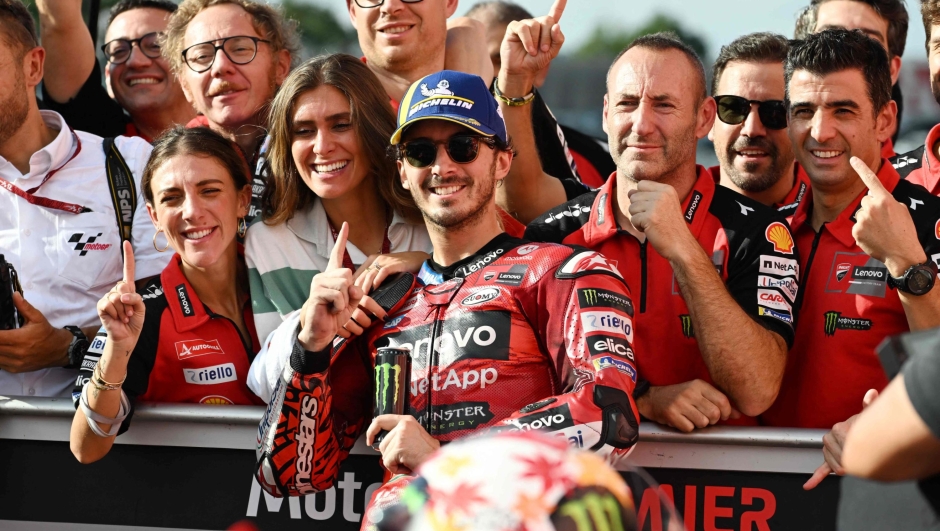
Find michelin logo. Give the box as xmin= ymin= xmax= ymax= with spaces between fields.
xmin=420 ymin=79 xmax=453 ymax=97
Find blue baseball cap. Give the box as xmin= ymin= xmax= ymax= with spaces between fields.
xmin=390 ymin=70 xmax=508 ymax=145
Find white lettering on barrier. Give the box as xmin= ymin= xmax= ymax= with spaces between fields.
xmin=247 ymin=475 xmax=383 ymax=523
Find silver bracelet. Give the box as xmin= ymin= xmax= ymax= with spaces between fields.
xmin=79 ymin=382 xmax=130 ymax=438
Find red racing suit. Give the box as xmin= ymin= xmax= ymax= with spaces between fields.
xmin=254 ymin=234 xmax=640 ymax=497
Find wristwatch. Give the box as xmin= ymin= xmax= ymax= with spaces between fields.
xmin=887 ymin=260 xmax=938 ymax=295
xmin=64 ymin=326 xmax=89 ymax=369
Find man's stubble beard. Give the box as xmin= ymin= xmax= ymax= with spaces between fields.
xmin=611 ymin=123 xmax=697 ymax=184
xmin=723 ymin=137 xmax=794 ymax=193
xmin=415 ymin=157 xmax=497 ymax=233
xmin=0 ymin=68 xmax=29 ymax=147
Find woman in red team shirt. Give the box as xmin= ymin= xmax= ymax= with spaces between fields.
xmin=70 ymin=127 xmax=263 ymax=464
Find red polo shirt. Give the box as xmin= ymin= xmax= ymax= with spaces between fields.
xmin=762 ymin=160 xmax=940 ymax=428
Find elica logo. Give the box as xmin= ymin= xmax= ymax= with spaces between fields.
xmin=580 ymin=311 xmax=633 ymax=342
xmin=176 ymin=284 xmax=195 ymax=317
xmin=679 ymin=314 xmax=695 ymax=338
xmin=68 ymin=233 xmax=112 ymax=256
xmin=577 ymin=288 xmax=634 ymax=316
xmin=823 ymin=311 xmax=873 ymax=336
xmin=461 ymin=287 xmax=501 ymax=306
xmin=419 ymin=401 xmax=495 ymax=435
xmin=376 ymin=311 xmax=512 ymax=365
xmin=374 ymin=363 xmax=403 ymax=413
xmin=411 ymin=368 xmax=498 ymax=396
xmin=182 ymin=362 xmax=237 ymax=385
xmin=506 ymin=403 xmax=575 ymax=431
xmin=175 ymin=339 xmax=224 ymax=360
xmin=295 ymin=394 xmax=318 ymax=485
xmin=457 ymin=249 xmax=504 ymax=277
xmin=587 ymin=335 xmax=634 ymax=361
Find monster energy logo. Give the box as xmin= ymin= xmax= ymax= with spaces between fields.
xmin=374 ymin=363 xmax=401 ymax=412
xmin=824 ymin=311 xmax=872 ymax=336
xmin=583 ymin=289 xmax=599 ymax=305
xmin=556 ymin=492 xmax=627 ymax=531
xmin=679 ymin=314 xmax=694 ymax=338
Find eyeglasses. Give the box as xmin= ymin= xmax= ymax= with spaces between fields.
xmin=101 ymin=32 xmax=162 ymax=65
xmin=394 ymin=135 xmax=497 ymax=168
xmin=181 ymin=36 xmax=270 ymax=73
xmin=354 ymin=0 xmax=423 ymax=7
xmin=715 ymin=95 xmax=788 ymax=130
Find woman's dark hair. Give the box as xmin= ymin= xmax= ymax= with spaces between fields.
xmin=142 ymin=126 xmax=251 ymax=205
xmin=262 ymin=53 xmax=421 ymax=226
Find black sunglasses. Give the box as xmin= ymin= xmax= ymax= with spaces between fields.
xmin=355 ymin=0 xmax=422 ymax=7
xmin=715 ymin=95 xmax=788 ymax=130
xmin=393 ymin=135 xmax=497 ymax=168
xmin=181 ymin=35 xmax=270 ymax=73
xmin=101 ymin=32 xmax=162 ymax=65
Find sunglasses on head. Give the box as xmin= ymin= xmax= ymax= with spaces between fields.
xmin=394 ymin=135 xmax=497 ymax=168
xmin=715 ymin=95 xmax=788 ymax=130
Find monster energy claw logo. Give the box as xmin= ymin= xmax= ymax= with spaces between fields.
xmin=555 ymin=492 xmax=627 ymax=531
xmin=583 ymin=289 xmax=599 ymax=305
xmin=374 ymin=363 xmax=401 ymax=412
xmin=680 ymin=314 xmax=694 ymax=338
xmin=824 ymin=311 xmax=839 ymax=337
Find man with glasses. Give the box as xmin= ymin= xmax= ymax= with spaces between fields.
xmin=163 ymin=0 xmax=298 ymax=223
xmin=708 ymin=33 xmax=810 ymax=215
xmin=251 ymin=72 xmax=640 ymax=520
xmin=37 ymin=0 xmax=195 ymax=141
xmin=526 ymin=33 xmax=798 ymax=432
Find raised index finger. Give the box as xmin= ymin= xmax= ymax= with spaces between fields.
xmin=328 ymin=222 xmax=349 ymax=270
xmin=850 ymin=156 xmax=889 ymax=197
xmin=547 ymin=0 xmax=566 ymax=23
xmin=122 ymin=240 xmax=136 ymax=285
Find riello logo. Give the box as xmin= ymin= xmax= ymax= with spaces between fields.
xmin=68 ymin=233 xmax=112 ymax=256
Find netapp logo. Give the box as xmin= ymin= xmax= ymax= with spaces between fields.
xmin=374 ymin=311 xmax=511 ymax=366
xmin=176 ymin=283 xmax=195 ymax=317
xmin=411 ymin=368 xmax=498 ymax=396
xmin=505 ymin=403 xmax=575 ymax=432
xmin=183 ymin=362 xmax=237 ymax=385
xmin=758 ymin=255 xmax=799 ymax=277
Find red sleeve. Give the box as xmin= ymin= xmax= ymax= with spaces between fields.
xmin=503 ymin=248 xmax=640 ymax=462
xmin=256 ymin=338 xmax=371 ymax=497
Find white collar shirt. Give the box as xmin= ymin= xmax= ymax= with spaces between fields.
xmin=0 ymin=111 xmax=170 ymax=397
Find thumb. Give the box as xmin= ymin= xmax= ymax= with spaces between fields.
xmin=863 ymin=388 xmax=879 ymax=409
xmin=12 ymin=292 xmax=43 ymax=323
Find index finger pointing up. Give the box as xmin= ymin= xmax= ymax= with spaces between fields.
xmin=547 ymin=0 xmax=566 ymax=23
xmin=122 ymin=240 xmax=136 ymax=285
xmin=850 ymin=156 xmax=889 ymax=198
xmin=328 ymin=222 xmax=349 ymax=270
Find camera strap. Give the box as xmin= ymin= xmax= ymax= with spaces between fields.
xmin=0 ymin=129 xmax=89 ymax=214
xmin=102 ymin=137 xmax=137 ymax=243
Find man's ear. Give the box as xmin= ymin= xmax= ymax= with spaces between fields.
xmin=105 ymin=64 xmax=116 ymax=99
xmin=602 ymin=93 xmax=610 ymax=136
xmin=273 ymin=48 xmax=292 ymax=87
xmin=347 ymin=0 xmax=358 ymax=25
xmin=180 ymin=76 xmax=195 ymax=105
xmin=22 ymin=46 xmax=45 ymax=89
xmin=444 ymin=0 xmax=459 ymax=18
xmin=494 ymin=148 xmax=512 ymax=181
xmin=875 ymin=100 xmax=898 ymax=144
xmin=889 ymin=55 xmax=902 ymax=86
xmin=696 ymin=96 xmax=717 ymax=139
xmin=398 ymin=160 xmax=410 ymax=190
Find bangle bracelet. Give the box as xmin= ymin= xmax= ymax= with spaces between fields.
xmin=493 ymin=78 xmax=535 ymax=107
xmin=92 ymin=363 xmax=126 ymax=391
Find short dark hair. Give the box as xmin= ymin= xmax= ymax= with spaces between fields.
xmin=801 ymin=0 xmax=909 ymax=58
xmin=922 ymin=0 xmax=940 ymax=52
xmin=785 ymin=28 xmax=893 ymax=114
xmin=142 ymin=126 xmax=251 ymax=205
xmin=0 ymin=0 xmax=38 ymax=55
xmin=712 ymin=33 xmax=789 ymax=95
xmin=465 ymin=1 xmax=533 ymax=24
xmin=609 ymin=31 xmax=707 ymax=101
xmin=107 ymin=0 xmax=178 ymax=28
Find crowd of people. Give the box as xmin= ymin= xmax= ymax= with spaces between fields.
xmin=3 ymin=0 xmax=940 ymax=527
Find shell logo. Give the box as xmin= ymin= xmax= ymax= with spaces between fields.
xmin=200 ymin=395 xmax=234 ymax=405
xmin=765 ymin=222 xmax=794 ymax=254
xmin=935 ymin=219 xmax=940 ymax=240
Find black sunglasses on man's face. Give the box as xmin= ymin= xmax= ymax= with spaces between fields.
xmin=715 ymin=95 xmax=788 ymax=130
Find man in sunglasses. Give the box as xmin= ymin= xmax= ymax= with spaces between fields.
xmin=527 ymin=33 xmax=798 ymax=433
xmin=252 ymin=71 xmax=640 ymax=517
xmin=37 ymin=0 xmax=195 ymax=141
xmin=162 ymin=0 xmax=297 ymax=223
xmin=708 ymin=33 xmax=809 ymax=215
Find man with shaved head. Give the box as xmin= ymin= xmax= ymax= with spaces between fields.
xmin=527 ymin=32 xmax=799 ymax=432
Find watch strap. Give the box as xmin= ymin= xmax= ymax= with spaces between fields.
xmin=888 ymin=260 xmax=938 ymax=294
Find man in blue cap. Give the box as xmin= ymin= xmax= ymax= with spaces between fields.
xmin=252 ymin=70 xmax=641 ymax=524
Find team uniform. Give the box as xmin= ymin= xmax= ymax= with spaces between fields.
xmin=762 ymin=161 xmax=940 ymax=429
xmin=73 ymin=252 xmax=264 ymax=432
xmin=708 ymin=164 xmax=811 ymax=219
xmin=525 ymin=169 xmax=799 ymax=424
xmin=252 ymin=234 xmax=640 ymax=499
xmin=891 ymin=124 xmax=940 ymax=197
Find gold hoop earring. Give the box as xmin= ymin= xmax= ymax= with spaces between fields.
xmin=237 ymin=217 xmax=247 ymax=238
xmin=152 ymin=229 xmax=169 ymax=253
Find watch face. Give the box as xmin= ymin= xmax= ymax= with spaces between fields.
xmin=910 ymin=269 xmax=935 ymax=294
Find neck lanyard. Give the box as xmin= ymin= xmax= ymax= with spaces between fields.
xmin=329 ymin=216 xmax=392 ymax=271
xmin=0 ymin=130 xmax=88 ymax=214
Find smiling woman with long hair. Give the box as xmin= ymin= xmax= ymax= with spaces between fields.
xmin=246 ymin=54 xmax=432 ymax=342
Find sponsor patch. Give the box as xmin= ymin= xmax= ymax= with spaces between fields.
xmin=823 ymin=311 xmax=872 ymax=336
xmin=580 ymin=311 xmax=633 ymax=343
xmin=68 ymin=233 xmax=112 ymax=256
xmin=182 ymin=362 xmax=237 ymax=385
xmin=81 ymin=358 xmax=98 ymax=370
xmin=200 ymin=395 xmax=234 ymax=405
xmin=557 ymin=251 xmax=622 ymax=280
xmin=759 ymin=255 xmax=799 ymax=277
xmin=87 ymin=335 xmax=107 ymax=355
xmin=596 ymin=194 xmax=607 ymax=226
xmin=825 ymin=253 xmax=887 ymax=298
xmin=758 ymin=306 xmax=793 ymax=324
xmin=515 ymin=244 xmax=539 ymax=256
xmin=577 ymin=288 xmax=634 ymax=316
xmin=684 ymin=191 xmax=703 ymax=223
xmin=295 ymin=394 xmax=318 ymax=485
xmin=374 ymin=311 xmax=511 ymax=366
xmin=678 ymin=314 xmax=695 ymax=338
xmin=480 ymin=264 xmax=528 ymax=287
xmin=417 ymin=402 xmax=495 ymax=435
xmin=592 ymin=355 xmax=637 ymax=382
xmin=176 ymin=283 xmax=195 ymax=317
xmin=543 ymin=204 xmax=591 ymax=224
xmin=505 ymin=403 xmax=575 ymax=432
xmin=758 ymin=275 xmax=798 ymax=302
xmin=460 ymin=287 xmax=502 ymax=306
xmin=384 ymin=314 xmax=407 ymax=329
xmin=836 ymin=263 xmax=851 ymax=281
xmin=175 ymin=339 xmax=224 ymax=360
xmin=587 ymin=335 xmax=634 ymax=361
xmin=850 ymin=265 xmax=887 ymax=287
xmin=457 ymin=248 xmax=505 ymax=277
xmin=411 ymin=367 xmax=498 ymax=396
xmin=757 ymin=289 xmax=791 ymax=312
xmin=765 ymin=222 xmax=795 ymax=254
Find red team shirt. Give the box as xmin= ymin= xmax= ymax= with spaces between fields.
xmin=762 ymin=161 xmax=940 ymax=428
xmin=892 ymin=123 xmax=940 ymax=197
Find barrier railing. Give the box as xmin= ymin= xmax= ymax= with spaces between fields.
xmin=0 ymin=397 xmax=838 ymax=531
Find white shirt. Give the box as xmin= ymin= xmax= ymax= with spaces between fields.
xmin=0 ymin=111 xmax=170 ymax=397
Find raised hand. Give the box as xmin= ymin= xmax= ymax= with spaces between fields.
xmin=499 ymin=0 xmax=566 ymax=84
xmin=96 ymin=241 xmax=145 ymax=351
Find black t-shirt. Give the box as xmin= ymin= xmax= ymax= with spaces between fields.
xmin=41 ymin=59 xmax=133 ymax=139
xmin=904 ymin=331 xmax=940 ymax=438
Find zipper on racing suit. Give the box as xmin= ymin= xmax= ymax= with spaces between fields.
xmin=423 ymin=306 xmax=446 ymax=437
